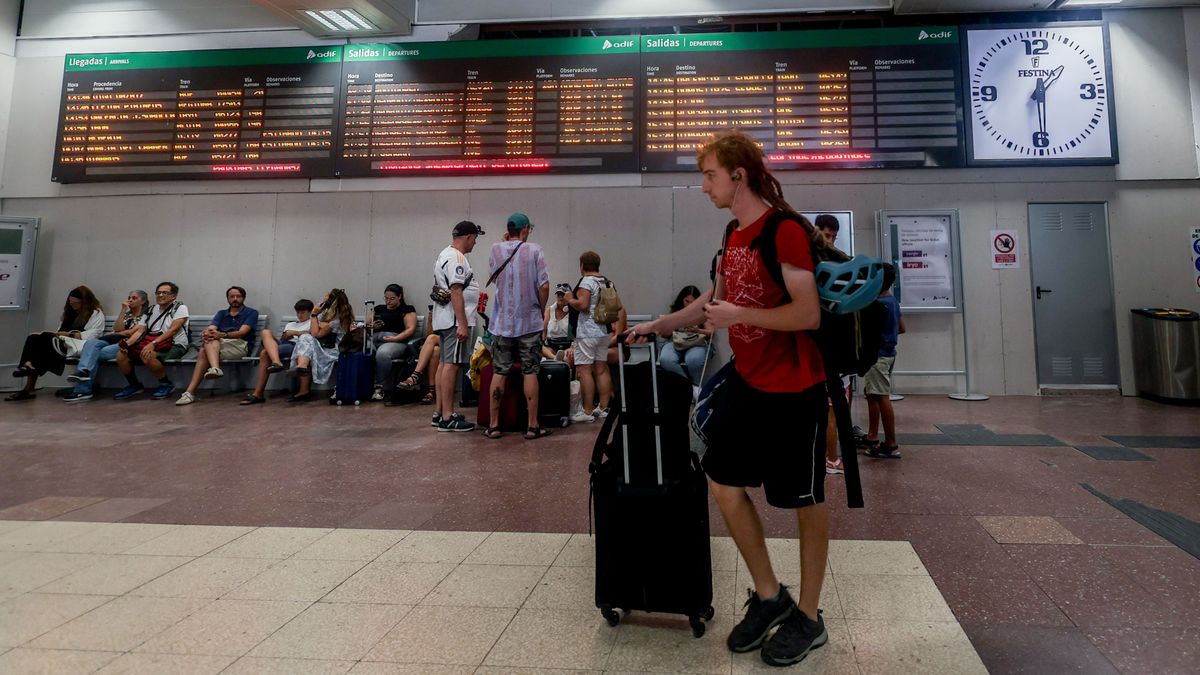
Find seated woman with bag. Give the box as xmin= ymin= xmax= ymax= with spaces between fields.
xmin=7 ymin=286 xmax=105 ymax=401
xmin=541 ymin=282 xmax=573 ymax=360
xmin=113 ymin=281 xmax=190 ymax=400
xmin=657 ymin=285 xmax=712 ymax=386
xmin=289 ymin=289 xmax=354 ymax=403
xmin=62 ymin=289 xmax=150 ymax=403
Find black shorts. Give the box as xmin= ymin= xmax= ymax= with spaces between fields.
xmin=701 ymin=373 xmax=828 ymax=509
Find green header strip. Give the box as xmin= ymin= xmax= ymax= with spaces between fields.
xmin=345 ymin=36 xmax=639 ymax=62
xmin=641 ymin=27 xmax=957 ymax=52
xmin=63 ymin=27 xmax=955 ymax=73
xmin=64 ymin=46 xmax=344 ymax=72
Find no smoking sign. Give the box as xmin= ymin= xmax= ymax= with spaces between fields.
xmin=991 ymin=228 xmax=1019 ymax=269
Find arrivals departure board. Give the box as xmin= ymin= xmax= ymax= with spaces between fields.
xmin=338 ymin=38 xmax=640 ymax=175
xmin=52 ymin=47 xmax=343 ymax=182
xmin=641 ymin=27 xmax=965 ymax=171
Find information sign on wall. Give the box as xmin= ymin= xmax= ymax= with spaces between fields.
xmin=991 ymin=228 xmax=1020 ymax=269
xmin=880 ymin=210 xmax=961 ymax=312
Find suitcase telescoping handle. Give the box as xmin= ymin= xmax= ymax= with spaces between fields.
xmin=363 ymin=301 xmax=375 ymax=356
xmin=615 ymin=332 xmax=664 ymax=486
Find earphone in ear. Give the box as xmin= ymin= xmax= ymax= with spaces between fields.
xmin=733 ymin=172 xmax=742 ymax=181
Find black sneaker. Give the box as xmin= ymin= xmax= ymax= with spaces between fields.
xmin=438 ymin=414 xmax=475 ymax=433
xmin=761 ymin=609 xmax=827 ymax=667
xmin=66 ymin=370 xmax=90 ymax=383
xmin=430 ymin=412 xmax=442 ymax=427
xmin=727 ymin=585 xmax=796 ymax=653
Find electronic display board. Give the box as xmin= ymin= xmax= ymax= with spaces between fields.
xmin=52 ymin=47 xmax=343 ymax=182
xmin=641 ymin=27 xmax=965 ymax=171
xmin=337 ymin=37 xmax=639 ymax=175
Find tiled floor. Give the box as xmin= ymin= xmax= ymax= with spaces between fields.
xmin=0 ymin=523 xmax=985 ymax=674
xmin=2 ymin=392 xmax=1199 ymax=673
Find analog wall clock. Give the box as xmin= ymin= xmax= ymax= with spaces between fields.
xmin=965 ymin=23 xmax=1117 ymax=165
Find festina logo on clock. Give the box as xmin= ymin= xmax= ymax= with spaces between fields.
xmin=966 ymin=24 xmax=1116 ymax=164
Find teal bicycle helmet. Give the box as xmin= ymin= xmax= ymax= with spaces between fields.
xmin=815 ymin=256 xmax=886 ymax=314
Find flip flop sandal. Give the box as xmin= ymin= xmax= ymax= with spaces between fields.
xmin=419 ymin=390 xmax=435 ymax=405
xmin=240 ymin=394 xmax=265 ymax=406
xmin=483 ymin=427 xmax=503 ymax=440
xmin=266 ymin=362 xmax=285 ymax=374
xmin=524 ymin=426 xmax=552 ymax=440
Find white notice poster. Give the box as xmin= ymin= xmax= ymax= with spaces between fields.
xmin=894 ymin=214 xmax=955 ymax=309
xmin=991 ymin=229 xmax=1019 ymax=269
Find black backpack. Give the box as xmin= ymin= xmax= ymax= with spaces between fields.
xmin=721 ymin=210 xmax=879 ymax=509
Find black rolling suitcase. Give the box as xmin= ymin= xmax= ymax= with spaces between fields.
xmin=589 ymin=339 xmax=714 ymax=637
xmin=536 ymin=359 xmax=571 ymax=428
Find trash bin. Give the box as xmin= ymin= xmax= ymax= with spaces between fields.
xmin=1130 ymin=308 xmax=1200 ymax=402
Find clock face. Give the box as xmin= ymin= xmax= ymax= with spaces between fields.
xmin=966 ymin=24 xmax=1115 ymax=163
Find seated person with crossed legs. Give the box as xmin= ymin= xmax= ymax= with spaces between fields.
xmin=241 ymin=299 xmax=313 ymax=405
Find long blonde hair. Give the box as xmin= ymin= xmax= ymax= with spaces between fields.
xmin=322 ymin=288 xmax=355 ymax=329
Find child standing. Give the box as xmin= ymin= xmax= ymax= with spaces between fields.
xmin=864 ymin=263 xmax=904 ymax=458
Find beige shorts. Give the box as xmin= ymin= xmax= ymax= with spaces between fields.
xmin=218 ymin=338 xmax=249 ymax=359
xmin=573 ymin=336 xmax=609 ymax=366
xmin=863 ymin=356 xmax=895 ymax=395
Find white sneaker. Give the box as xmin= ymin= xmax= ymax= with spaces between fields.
xmin=595 ymin=408 xmax=609 ymax=419
xmin=175 ymin=391 xmax=195 ymax=406
xmin=371 ymin=385 xmax=385 ymax=402
xmin=203 ymin=367 xmax=223 ymax=380
xmin=570 ymin=411 xmax=596 ymax=424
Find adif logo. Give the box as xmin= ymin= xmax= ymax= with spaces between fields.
xmin=306 ymin=49 xmax=337 ymax=59
xmin=602 ymin=39 xmax=635 ymax=50
xmin=918 ymin=30 xmax=952 ymax=40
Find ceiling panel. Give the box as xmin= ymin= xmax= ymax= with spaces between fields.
xmin=894 ymin=0 xmax=1055 ymax=13
xmin=414 ymin=0 xmax=894 ymax=24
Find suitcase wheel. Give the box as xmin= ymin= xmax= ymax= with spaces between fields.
xmin=559 ymin=416 xmax=569 ymax=428
xmin=704 ymin=606 xmax=715 ymax=621
xmin=689 ymin=615 xmax=706 ymax=638
xmin=335 ymin=400 xmax=343 ymax=406
xmin=354 ymin=400 xmax=361 ymax=406
xmin=600 ymin=606 xmax=620 ymax=627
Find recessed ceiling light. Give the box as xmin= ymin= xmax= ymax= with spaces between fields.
xmin=301 ymin=8 xmax=378 ymax=32
xmin=303 ymin=10 xmax=340 ymax=32
xmin=1060 ymin=0 xmax=1122 ymax=6
xmin=341 ymin=9 xmax=375 ymax=31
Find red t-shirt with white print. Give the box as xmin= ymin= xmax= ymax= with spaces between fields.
xmin=718 ymin=208 xmax=825 ymax=394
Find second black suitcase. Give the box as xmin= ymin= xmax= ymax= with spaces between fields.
xmin=536 ymin=359 xmax=571 ymax=428
xmin=589 ymin=340 xmax=713 ymax=637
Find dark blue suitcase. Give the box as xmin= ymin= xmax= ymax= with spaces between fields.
xmin=333 ymin=351 xmax=374 ymax=406
xmin=334 ymin=318 xmax=375 ymax=406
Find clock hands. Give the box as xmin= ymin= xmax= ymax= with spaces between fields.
xmin=1032 ymin=77 xmax=1047 ymax=138
xmin=1029 ymin=66 xmax=1062 ymax=142
xmin=1043 ymin=65 xmax=1064 ymax=90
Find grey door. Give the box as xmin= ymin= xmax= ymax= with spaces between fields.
xmin=1028 ymin=203 xmax=1120 ymax=387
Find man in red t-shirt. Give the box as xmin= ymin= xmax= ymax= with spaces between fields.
xmin=632 ymin=130 xmax=829 ymax=667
